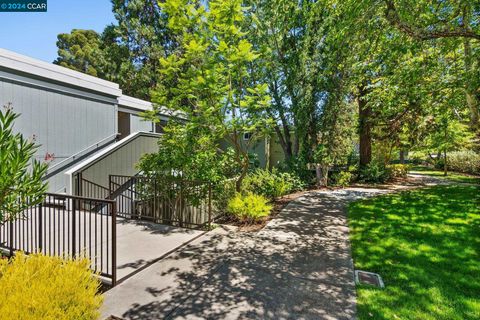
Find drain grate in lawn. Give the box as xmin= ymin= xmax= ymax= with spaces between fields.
xmin=355 ymin=270 xmax=384 ymax=288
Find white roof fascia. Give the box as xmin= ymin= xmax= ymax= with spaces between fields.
xmin=0 ymin=48 xmax=121 ymax=97
xmin=117 ymin=95 xmax=153 ymax=112
xmin=118 ymin=94 xmax=187 ymax=120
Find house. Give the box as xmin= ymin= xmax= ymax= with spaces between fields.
xmin=220 ymin=133 xmax=288 ymax=169
xmin=0 ymin=48 xmax=177 ymax=194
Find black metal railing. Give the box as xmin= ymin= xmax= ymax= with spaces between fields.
xmin=0 ymin=193 xmax=117 ymax=286
xmin=109 ymin=175 xmax=212 ymax=229
xmin=77 ymin=176 xmax=111 ymax=200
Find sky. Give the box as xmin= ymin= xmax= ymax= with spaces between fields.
xmin=0 ymin=0 xmax=115 ymax=63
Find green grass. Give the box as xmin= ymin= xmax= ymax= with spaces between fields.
xmin=410 ymin=166 xmax=480 ymax=184
xmin=348 ymin=185 xmax=480 ymax=320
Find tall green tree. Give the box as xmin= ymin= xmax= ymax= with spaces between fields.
xmin=0 ymin=104 xmax=47 ymax=224
xmin=109 ymin=0 xmax=176 ymax=99
xmin=55 ymin=1 xmax=176 ymax=100
xmin=247 ymin=0 xmax=356 ymax=173
xmin=383 ymin=0 xmax=480 ymax=134
xmin=145 ymin=0 xmax=271 ymax=191
xmin=54 ymin=29 xmax=107 ymax=77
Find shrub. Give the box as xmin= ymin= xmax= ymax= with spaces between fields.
xmin=447 ymin=151 xmax=480 ymax=175
xmin=359 ymin=161 xmax=389 ymax=183
xmin=227 ymin=192 xmax=272 ymax=223
xmin=242 ymin=168 xmax=304 ymax=200
xmin=335 ymin=171 xmax=353 ymax=187
xmin=0 ymin=253 xmax=103 ymax=320
xmin=386 ymin=164 xmax=410 ymax=179
xmin=213 ymin=178 xmax=237 ymax=216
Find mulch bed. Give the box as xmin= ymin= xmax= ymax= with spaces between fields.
xmin=218 ymin=189 xmax=314 ymax=233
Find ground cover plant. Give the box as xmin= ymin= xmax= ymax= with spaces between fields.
xmin=348 ymin=185 xmax=480 ymax=320
xmin=0 ymin=253 xmax=102 ymax=320
xmin=242 ymin=168 xmax=304 ymax=200
xmin=227 ymin=192 xmax=272 ymax=223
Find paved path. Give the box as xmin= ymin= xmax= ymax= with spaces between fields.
xmin=101 ymin=187 xmax=391 ymax=320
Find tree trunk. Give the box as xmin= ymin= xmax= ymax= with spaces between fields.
xmin=443 ymin=149 xmax=448 ymax=177
xmin=464 ymin=39 xmax=480 ymax=132
xmin=236 ymin=158 xmax=249 ymax=192
xmin=274 ymin=125 xmax=292 ymax=161
xmin=399 ymin=150 xmax=406 ymax=164
xmin=444 ymin=124 xmax=448 ymax=176
xmin=316 ymin=165 xmax=329 ymax=187
xmin=358 ymin=86 xmax=372 ymax=167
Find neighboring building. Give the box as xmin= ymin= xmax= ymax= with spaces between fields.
xmin=220 ymin=133 xmax=288 ymax=169
xmin=0 ymin=48 xmax=176 ymax=194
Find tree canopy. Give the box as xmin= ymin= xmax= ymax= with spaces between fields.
xmin=55 ymin=0 xmax=480 ymax=181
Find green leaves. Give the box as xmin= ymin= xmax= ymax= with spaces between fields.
xmin=0 ymin=105 xmax=48 ymax=224
xmin=145 ymin=0 xmax=272 ymax=190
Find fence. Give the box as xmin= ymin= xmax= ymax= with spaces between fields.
xmin=108 ymin=175 xmax=212 ymax=229
xmin=77 ymin=175 xmax=111 ymax=200
xmin=0 ymin=193 xmax=117 ymax=286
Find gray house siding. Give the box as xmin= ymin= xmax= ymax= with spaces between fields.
xmin=0 ymin=48 xmax=172 ymax=194
xmin=130 ymin=114 xmax=152 ymax=133
xmin=0 ymin=70 xmax=117 ymax=170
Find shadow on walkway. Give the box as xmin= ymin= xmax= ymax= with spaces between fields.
xmin=103 ymin=188 xmax=388 ymax=320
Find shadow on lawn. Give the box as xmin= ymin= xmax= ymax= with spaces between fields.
xmin=349 ymin=185 xmax=480 ymax=320
xmin=117 ymin=188 xmax=386 ymax=320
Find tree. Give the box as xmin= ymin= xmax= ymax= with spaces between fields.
xmin=246 ymin=0 xmax=357 ymax=176
xmin=138 ymin=123 xmax=225 ymax=183
xmin=0 ymin=104 xmax=48 ymax=224
xmin=144 ymin=0 xmax=271 ymax=191
xmin=54 ymin=29 xmax=107 ymax=77
xmin=383 ymin=0 xmax=480 ymax=134
xmin=55 ymin=1 xmax=177 ymax=100
xmin=109 ymin=0 xmax=176 ymax=99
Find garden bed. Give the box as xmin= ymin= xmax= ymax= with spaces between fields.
xmin=218 ymin=189 xmax=310 ymax=232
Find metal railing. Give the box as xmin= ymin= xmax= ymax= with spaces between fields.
xmin=44 ymin=133 xmax=119 ymax=179
xmin=77 ymin=175 xmax=111 ymax=200
xmin=109 ymin=175 xmax=212 ymax=229
xmin=0 ymin=193 xmax=117 ymax=286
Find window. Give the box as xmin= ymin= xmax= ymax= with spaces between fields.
xmin=155 ymin=120 xmax=168 ymax=133
xmin=243 ymin=132 xmax=252 ymax=141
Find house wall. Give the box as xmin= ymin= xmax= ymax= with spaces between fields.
xmin=130 ymin=113 xmax=153 ymax=133
xmin=219 ymin=137 xmax=269 ymax=169
xmin=269 ymin=135 xmax=287 ymax=168
xmin=66 ymin=132 xmax=160 ymax=194
xmin=0 ymin=69 xmax=118 ymax=191
xmin=0 ymin=49 xmax=175 ymax=194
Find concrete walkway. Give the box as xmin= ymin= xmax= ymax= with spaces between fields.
xmin=115 ymin=219 xmax=204 ymax=281
xmin=101 ymin=187 xmax=390 ymax=320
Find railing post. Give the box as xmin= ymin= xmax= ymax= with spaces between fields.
xmin=38 ymin=202 xmax=43 ymax=253
xmin=76 ymin=173 xmax=83 ymax=197
xmin=208 ymin=183 xmax=212 ymax=230
xmin=111 ymin=201 xmax=117 ymax=286
xmin=71 ymin=198 xmax=76 ymax=259
xmin=108 ymin=175 xmax=112 ymax=200
xmin=9 ymin=218 xmax=13 ymax=257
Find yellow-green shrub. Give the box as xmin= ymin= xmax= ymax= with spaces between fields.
xmin=227 ymin=192 xmax=272 ymax=223
xmin=386 ymin=164 xmax=410 ymax=179
xmin=0 ymin=253 xmax=103 ymax=320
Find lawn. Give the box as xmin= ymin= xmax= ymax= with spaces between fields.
xmin=410 ymin=166 xmax=480 ymax=184
xmin=348 ymin=185 xmax=480 ymax=320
